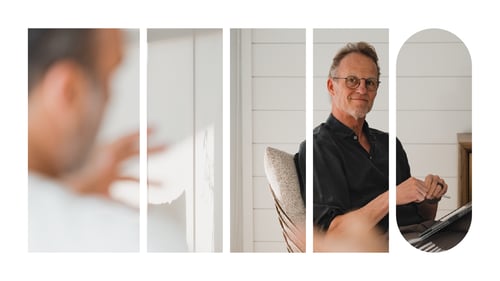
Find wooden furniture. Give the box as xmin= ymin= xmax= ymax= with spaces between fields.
xmin=458 ymin=133 xmax=472 ymax=205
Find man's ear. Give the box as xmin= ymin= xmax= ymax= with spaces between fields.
xmin=39 ymin=60 xmax=85 ymax=110
xmin=327 ymin=77 xmax=335 ymax=97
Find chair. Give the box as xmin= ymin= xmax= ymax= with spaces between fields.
xmin=263 ymin=147 xmax=305 ymax=253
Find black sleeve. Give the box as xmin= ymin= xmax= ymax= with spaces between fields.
xmin=294 ymin=141 xmax=306 ymax=205
xmin=396 ymin=137 xmax=411 ymax=184
xmin=396 ymin=137 xmax=424 ymax=226
xmin=313 ymin=137 xmax=351 ymax=231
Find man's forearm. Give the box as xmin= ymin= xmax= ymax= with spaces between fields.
xmin=328 ymin=191 xmax=388 ymax=233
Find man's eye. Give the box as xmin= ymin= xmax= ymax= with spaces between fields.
xmin=347 ymin=77 xmax=358 ymax=84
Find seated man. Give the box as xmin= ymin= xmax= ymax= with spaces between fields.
xmin=294 ymin=42 xmax=448 ymax=249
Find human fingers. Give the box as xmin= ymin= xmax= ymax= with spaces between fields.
xmin=115 ymin=176 xmax=163 ymax=189
xmin=424 ymin=174 xmax=439 ymax=199
xmin=147 ymin=143 xmax=168 ymax=155
xmin=410 ymin=177 xmax=427 ymax=202
xmin=111 ymin=132 xmax=141 ymax=161
xmin=435 ymin=179 xmax=448 ymax=198
xmin=413 ymin=177 xmax=428 ymax=196
xmin=429 ymin=175 xmax=445 ymax=199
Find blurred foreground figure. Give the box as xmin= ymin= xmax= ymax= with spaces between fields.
xmin=314 ymin=217 xmax=388 ymax=252
xmin=28 ymin=29 xmax=139 ymax=251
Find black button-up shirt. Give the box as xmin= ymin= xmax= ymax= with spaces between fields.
xmin=294 ymin=114 xmax=422 ymax=233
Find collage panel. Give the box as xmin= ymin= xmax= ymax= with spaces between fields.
xmin=147 ymin=29 xmax=223 ymax=252
xmin=28 ymin=29 xmax=140 ymax=251
xmin=311 ymin=29 xmax=389 ymax=252
xmin=396 ymin=29 xmax=472 ymax=252
xmin=230 ymin=29 xmax=306 ymax=252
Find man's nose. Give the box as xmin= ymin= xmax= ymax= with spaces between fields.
xmin=356 ymin=79 xmax=368 ymax=94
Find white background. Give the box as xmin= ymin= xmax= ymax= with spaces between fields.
xmin=1 ymin=0 xmax=498 ymax=280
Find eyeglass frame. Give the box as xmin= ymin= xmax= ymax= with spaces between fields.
xmin=331 ymin=75 xmax=380 ymax=91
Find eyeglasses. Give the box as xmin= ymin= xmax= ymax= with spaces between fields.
xmin=331 ymin=75 xmax=380 ymax=91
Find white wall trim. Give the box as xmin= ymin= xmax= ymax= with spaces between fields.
xmin=240 ymin=29 xmax=254 ymax=252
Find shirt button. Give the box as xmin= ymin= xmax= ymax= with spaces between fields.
xmin=353 ymin=135 xmax=358 ymax=140
xmin=369 ymin=156 xmax=373 ymax=160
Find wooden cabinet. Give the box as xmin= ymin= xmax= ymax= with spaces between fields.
xmin=458 ymin=133 xmax=472 ymax=205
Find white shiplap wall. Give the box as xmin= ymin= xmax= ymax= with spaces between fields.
xmin=397 ymin=29 xmax=472 ymax=219
xmin=238 ymin=29 xmax=305 ymax=252
xmin=147 ymin=29 xmax=222 ymax=252
xmin=313 ymin=29 xmax=389 ymax=131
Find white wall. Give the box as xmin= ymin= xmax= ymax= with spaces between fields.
xmin=147 ymin=29 xmax=222 ymax=252
xmin=232 ymin=29 xmax=305 ymax=252
xmin=396 ymin=29 xmax=472 ymax=218
xmin=98 ymin=29 xmax=140 ymax=143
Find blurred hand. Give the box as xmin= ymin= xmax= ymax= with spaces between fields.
xmin=315 ymin=218 xmax=388 ymax=252
xmin=61 ymin=128 xmax=166 ymax=197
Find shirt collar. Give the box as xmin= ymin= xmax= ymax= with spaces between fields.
xmin=326 ymin=113 xmax=374 ymax=140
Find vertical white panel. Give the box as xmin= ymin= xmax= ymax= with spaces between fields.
xmin=236 ymin=29 xmax=305 ymax=252
xmin=240 ymin=30 xmax=254 ymax=252
xmin=147 ymin=31 xmax=194 ymax=252
xmin=194 ymin=29 xmax=222 ymax=252
xmin=397 ymin=29 xmax=472 ymax=222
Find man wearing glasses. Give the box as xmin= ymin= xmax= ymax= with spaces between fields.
xmin=295 ymin=42 xmax=448 ymax=250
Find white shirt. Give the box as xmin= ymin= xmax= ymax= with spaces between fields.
xmin=28 ymin=172 xmax=139 ymax=252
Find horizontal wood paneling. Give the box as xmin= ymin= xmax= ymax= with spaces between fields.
xmin=314 ymin=29 xmax=388 ymax=43
xmin=253 ymin=176 xmax=274 ymax=209
xmin=252 ymin=29 xmax=305 ymax=43
xmin=253 ymin=77 xmax=305 ymax=110
xmin=397 ymin=43 xmax=471 ymax=77
xmin=253 ymin=209 xmax=285 ymax=241
xmin=397 ymin=77 xmax=471 ymax=110
xmin=253 ymin=111 xmax=305 ymax=143
xmin=397 ymin=111 xmax=472 ymax=144
xmin=253 ymin=241 xmax=287 ymax=252
xmin=252 ymin=44 xmax=305 ymax=77
xmin=402 ymin=144 xmax=458 ymax=178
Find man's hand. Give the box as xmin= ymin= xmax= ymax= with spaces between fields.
xmin=396 ymin=177 xmax=428 ymax=205
xmin=61 ymin=128 xmax=165 ymax=197
xmin=416 ymin=174 xmax=448 ymax=220
xmin=423 ymin=174 xmax=448 ymax=202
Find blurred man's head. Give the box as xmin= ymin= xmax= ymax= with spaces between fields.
xmin=28 ymin=29 xmax=123 ymax=177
